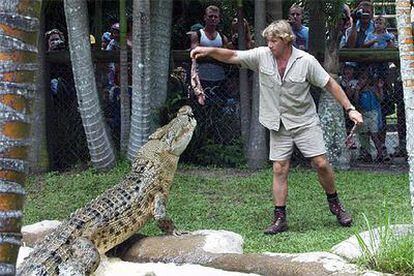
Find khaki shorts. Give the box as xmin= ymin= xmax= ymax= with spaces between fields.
xmin=269 ymin=123 xmax=327 ymax=161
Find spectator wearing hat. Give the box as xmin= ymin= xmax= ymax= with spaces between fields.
xmin=105 ymin=23 xmax=120 ymax=90
xmin=185 ymin=23 xmax=204 ymax=51
xmin=101 ymin=32 xmax=111 ymax=50
xmin=186 ymin=23 xmax=204 ymax=36
xmin=45 ymin=29 xmax=66 ymax=52
xmin=106 ymin=23 xmax=120 ymax=51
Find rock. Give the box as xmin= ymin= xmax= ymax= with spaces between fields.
xmin=21 ymin=220 xmax=61 ymax=247
xmin=118 ymin=231 xmax=382 ymax=275
xmin=192 ymin=230 xmax=244 ymax=254
xmin=331 ymin=224 xmax=414 ymax=261
xmin=16 ymin=247 xmax=258 ymax=276
xmin=208 ymin=252 xmax=374 ymax=276
xmin=94 ymin=255 xmax=258 ymax=276
xmin=16 ymin=246 xmax=33 ymax=267
xmin=18 ymin=221 xmax=392 ymax=275
xmin=118 ymin=230 xmax=243 ymax=264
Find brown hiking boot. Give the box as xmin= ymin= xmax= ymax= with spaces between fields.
xmin=328 ymin=199 xmax=352 ymax=227
xmin=264 ymin=211 xmax=288 ymax=235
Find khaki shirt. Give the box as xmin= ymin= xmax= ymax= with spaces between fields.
xmin=237 ymin=46 xmax=330 ymax=131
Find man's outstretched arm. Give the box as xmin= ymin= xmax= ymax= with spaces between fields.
xmin=190 ymin=46 xmax=241 ymax=64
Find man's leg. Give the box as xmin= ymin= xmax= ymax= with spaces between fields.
xmin=311 ymin=154 xmax=352 ymax=226
xmin=264 ymin=160 xmax=290 ymax=234
xmin=272 ymin=160 xmax=290 ymax=206
xmin=311 ymin=154 xmax=336 ymax=193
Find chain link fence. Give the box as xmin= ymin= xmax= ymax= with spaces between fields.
xmin=41 ymin=0 xmax=408 ymax=172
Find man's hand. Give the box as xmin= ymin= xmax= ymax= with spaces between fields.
xmin=348 ymin=110 xmax=363 ymax=125
xmin=190 ymin=46 xmax=209 ymax=59
xmin=190 ymin=46 xmax=240 ymax=65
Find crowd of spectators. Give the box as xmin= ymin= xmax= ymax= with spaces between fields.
xmin=339 ymin=0 xmax=405 ymax=162
xmin=43 ymin=1 xmax=409 ymax=164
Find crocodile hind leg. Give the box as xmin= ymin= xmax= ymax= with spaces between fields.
xmin=153 ymin=193 xmax=187 ymax=236
xmin=58 ymin=237 xmax=100 ymax=276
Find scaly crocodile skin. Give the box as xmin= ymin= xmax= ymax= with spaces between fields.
xmin=18 ymin=106 xmax=196 ymax=276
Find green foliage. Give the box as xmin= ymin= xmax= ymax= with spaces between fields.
xmin=355 ymin=210 xmax=414 ymax=275
xmin=24 ymin=160 xmax=131 ymax=223
xmin=193 ymin=138 xmax=246 ymax=168
xmin=160 ymin=68 xmax=189 ymax=126
xmin=24 ymin=166 xmax=411 ymax=255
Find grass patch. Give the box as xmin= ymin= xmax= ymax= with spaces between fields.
xmin=24 ymin=163 xmax=411 ymax=254
xmin=375 ymin=235 xmax=414 ymax=275
xmin=356 ymin=212 xmax=414 ymax=275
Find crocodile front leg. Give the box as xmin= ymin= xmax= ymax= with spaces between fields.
xmin=153 ymin=193 xmax=182 ymax=235
xmin=58 ymin=237 xmax=100 ymax=276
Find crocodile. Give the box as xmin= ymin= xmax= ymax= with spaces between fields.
xmin=18 ymin=105 xmax=197 ymax=276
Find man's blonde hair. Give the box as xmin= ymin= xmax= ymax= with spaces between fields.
xmin=205 ymin=5 xmax=220 ymax=15
xmin=262 ymin=20 xmax=295 ymax=43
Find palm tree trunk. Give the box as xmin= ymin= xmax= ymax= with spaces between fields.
xmin=150 ymin=0 xmax=173 ymax=132
xmin=246 ymin=0 xmax=268 ymax=170
xmin=128 ymin=0 xmax=151 ymax=161
xmin=395 ymin=0 xmax=414 ymax=222
xmin=64 ymin=0 xmax=115 ymax=170
xmin=0 ymin=0 xmax=41 ymax=273
xmin=318 ymin=2 xmax=350 ymax=170
xmin=29 ymin=1 xmax=49 ymax=173
xmin=119 ymin=0 xmax=130 ymax=154
xmin=308 ymin=0 xmax=326 ymax=62
xmin=237 ymin=1 xmax=251 ymax=154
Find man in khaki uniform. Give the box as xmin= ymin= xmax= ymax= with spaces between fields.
xmin=191 ymin=20 xmax=363 ymax=234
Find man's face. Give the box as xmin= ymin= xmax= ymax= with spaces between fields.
xmin=204 ymin=10 xmax=220 ymax=27
xmin=267 ymin=37 xmax=288 ymax=58
xmin=288 ymin=8 xmax=303 ymax=28
xmin=48 ymin=33 xmax=64 ymax=51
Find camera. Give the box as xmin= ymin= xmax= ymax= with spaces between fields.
xmin=353 ymin=8 xmax=370 ymax=20
xmin=355 ymin=9 xmax=364 ymax=20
